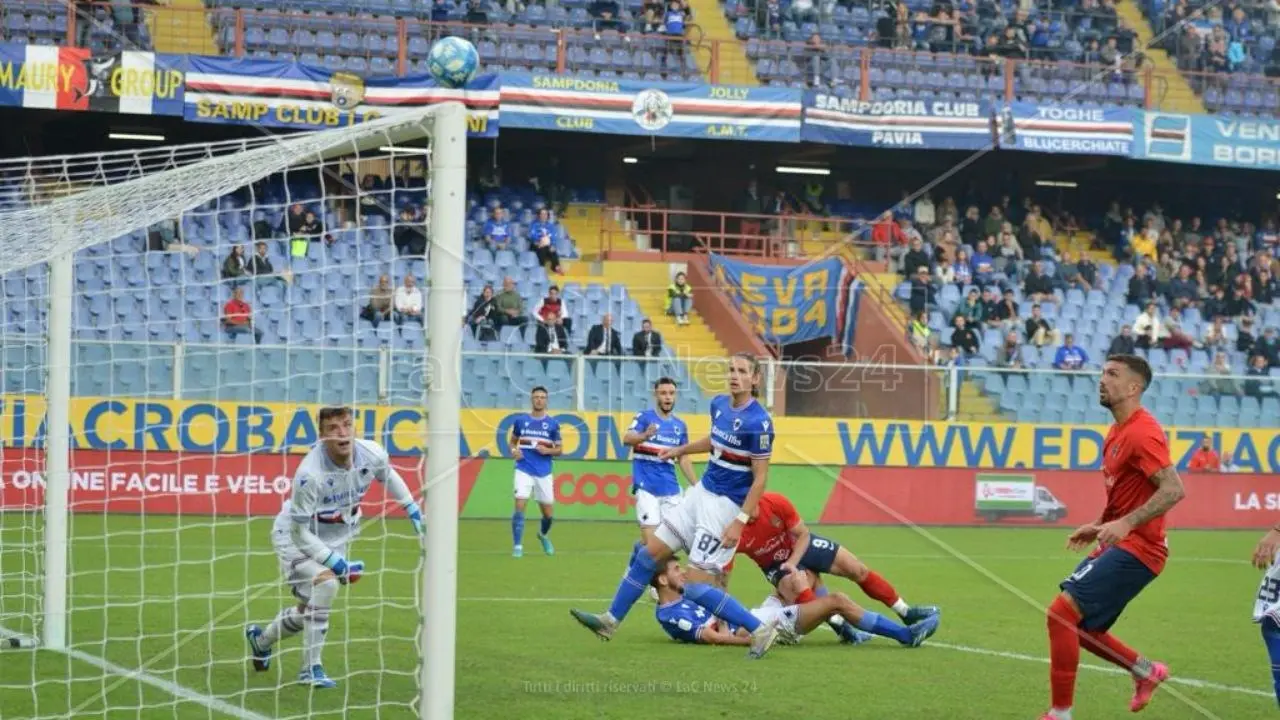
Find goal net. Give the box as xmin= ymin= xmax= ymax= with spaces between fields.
xmin=0 ymin=103 xmax=466 ymax=719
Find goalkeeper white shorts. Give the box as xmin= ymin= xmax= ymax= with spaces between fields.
xmin=272 ymin=530 xmax=347 ymax=605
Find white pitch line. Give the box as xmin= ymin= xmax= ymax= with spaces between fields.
xmin=63 ymin=648 xmax=272 ymax=720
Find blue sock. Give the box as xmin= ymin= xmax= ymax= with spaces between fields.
xmin=854 ymin=610 xmax=912 ymax=644
xmin=1263 ymin=620 xmax=1280 ymax=707
xmin=511 ymin=511 xmax=525 ymax=547
xmin=607 ymin=548 xmax=657 ymax=623
xmin=540 ymin=516 xmax=553 ymax=536
xmin=683 ymin=583 xmax=761 ymax=633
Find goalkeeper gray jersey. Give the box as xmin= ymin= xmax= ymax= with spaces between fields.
xmin=272 ymin=438 xmax=394 ymax=549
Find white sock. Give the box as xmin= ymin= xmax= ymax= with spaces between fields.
xmin=1050 ymin=708 xmax=1072 ymax=720
xmin=302 ymin=578 xmax=338 ymax=670
xmin=891 ymin=599 xmax=910 ymax=617
xmin=260 ymin=607 xmax=304 ymax=649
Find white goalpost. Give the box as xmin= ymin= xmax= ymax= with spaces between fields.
xmin=0 ymin=102 xmax=466 ymax=720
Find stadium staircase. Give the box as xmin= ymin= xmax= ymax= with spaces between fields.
xmin=558 ymin=204 xmax=618 ymax=261
xmin=1115 ymin=0 xmax=1204 ymax=114
xmin=563 ymin=259 xmax=730 ymax=394
xmin=151 ymin=0 xmax=219 ymax=55
xmin=688 ymin=0 xmax=757 ymax=86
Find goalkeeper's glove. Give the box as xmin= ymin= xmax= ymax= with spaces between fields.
xmin=406 ymin=502 xmax=425 ymax=536
xmin=322 ymin=553 xmax=365 ymax=585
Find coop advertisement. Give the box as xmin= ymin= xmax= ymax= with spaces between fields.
xmin=181 ymin=55 xmax=500 ymax=137
xmin=997 ymin=102 xmax=1135 ymax=157
xmin=801 ymin=93 xmax=993 ymax=150
xmin=1135 ymin=111 xmax=1280 ymax=171
xmin=0 ymin=42 xmax=184 ymax=115
xmin=707 ymin=253 xmax=852 ymax=345
xmin=499 ymin=73 xmax=802 ymax=141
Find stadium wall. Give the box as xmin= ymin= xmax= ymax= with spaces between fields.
xmin=1 ymin=453 xmax=1275 ymax=529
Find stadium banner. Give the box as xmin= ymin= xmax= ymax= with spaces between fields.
xmin=182 ymin=56 xmax=499 ymax=136
xmin=0 ymin=448 xmax=485 ymax=517
xmin=8 ymin=395 xmax=1280 ymax=472
xmin=1135 ymin=112 xmax=1280 ymax=170
xmin=707 ymin=254 xmax=850 ymax=345
xmin=801 ymin=94 xmax=991 ymax=149
xmin=0 ymin=42 xmax=184 ymax=115
xmin=997 ymin=103 xmax=1135 ymax=157
xmin=498 ymin=73 xmax=802 ymax=142
xmin=821 ymin=467 xmax=1280 ymax=529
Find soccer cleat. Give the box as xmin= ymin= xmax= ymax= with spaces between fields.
xmin=1129 ymin=661 xmax=1169 ymax=712
xmin=569 ymin=609 xmax=617 ymax=641
xmin=297 ymin=665 xmax=337 ymax=689
xmin=905 ymin=612 xmax=941 ymax=648
xmin=902 ymin=604 xmax=940 ymax=624
xmin=646 ymin=586 xmax=660 ymax=602
xmin=244 ymin=625 xmax=270 ymax=672
xmin=838 ymin=627 xmax=875 ymax=645
xmin=512 ymin=545 xmax=523 ymax=558
xmin=746 ymin=618 xmax=780 ymax=660
xmin=538 ymin=533 xmax=555 ymax=556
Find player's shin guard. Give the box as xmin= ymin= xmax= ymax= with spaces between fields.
xmin=857 ymin=571 xmax=903 ymax=610
xmin=260 ymin=607 xmax=304 ymax=649
xmin=1263 ymin=619 xmax=1280 ymax=707
xmin=607 ymin=546 xmax=658 ymax=623
xmin=302 ymin=578 xmax=338 ymax=670
xmin=540 ymin=516 xmax=553 ymax=536
xmin=511 ymin=511 xmax=525 ymax=548
xmin=1047 ymin=594 xmax=1083 ymax=712
xmin=683 ymin=583 xmax=761 ymax=633
xmin=1081 ymin=631 xmax=1142 ymax=674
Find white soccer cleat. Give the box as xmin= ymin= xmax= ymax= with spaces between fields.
xmin=746 ymin=618 xmax=780 ymax=659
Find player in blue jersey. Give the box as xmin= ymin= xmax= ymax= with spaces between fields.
xmin=623 ymin=377 xmax=697 ymax=543
xmin=510 ymin=386 xmax=562 ymax=558
xmin=571 ymin=353 xmax=782 ymax=659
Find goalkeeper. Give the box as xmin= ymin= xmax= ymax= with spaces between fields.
xmin=246 ymin=406 xmax=424 ymax=689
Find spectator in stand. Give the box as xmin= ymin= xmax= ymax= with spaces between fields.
xmin=996 ymin=330 xmax=1023 ymax=369
xmin=528 ymin=208 xmax=564 ymax=275
xmin=248 ymin=241 xmax=288 ymax=289
xmin=914 ymin=192 xmax=935 ymax=226
xmin=950 ymin=315 xmax=980 ymax=357
xmin=1108 ymin=324 xmax=1136 ymax=355
xmin=1220 ymin=451 xmax=1241 ymax=473
xmin=1238 ymin=315 xmax=1257 ymax=357
xmin=1247 ymin=354 xmax=1277 ymax=399
xmin=1162 ymin=306 xmax=1196 ymax=351
xmin=1025 ymin=304 xmax=1059 ymax=348
xmin=1167 ymin=264 xmax=1200 ymax=309
xmin=493 ymin=276 xmax=527 ymax=329
xmin=908 ymin=266 xmax=937 ymax=315
xmin=394 ymin=206 xmax=427 ymax=256
xmin=632 ymin=318 xmax=663 ymax=357
xmin=1202 ymin=316 xmax=1230 ymax=351
xmin=925 ymin=334 xmax=947 ymax=365
xmin=1127 ymin=263 xmax=1156 ymax=307
xmin=971 ymin=239 xmax=996 ymax=286
xmin=789 ymin=0 xmax=818 ymax=27
xmin=990 ymin=287 xmax=1018 ymax=329
xmin=282 ymin=203 xmax=306 ymax=237
xmin=394 ymin=275 xmax=424 ymax=326
xmin=1203 ymin=285 xmax=1231 ymax=321
xmin=483 ymin=207 xmax=513 ymax=251
xmin=873 ymin=211 xmax=909 ymax=266
xmin=909 ymin=310 xmax=931 ymax=352
xmin=466 ymin=285 xmax=500 ymax=342
xmin=996 ymin=228 xmax=1024 ymax=281
xmin=1023 ymin=261 xmax=1057 ymax=305
xmin=1052 ymin=334 xmax=1089 ymax=370
xmin=1258 ymin=327 xmax=1280 ymax=367
xmin=1187 ymin=437 xmax=1220 ymax=472
xmin=957 ymin=288 xmax=986 ymax=326
xmin=660 ymin=0 xmax=691 ymax=64
xmin=360 ymin=274 xmax=394 ymax=329
xmin=1132 ymin=302 xmax=1165 ymax=349
xmin=950 ymin=248 xmax=974 ymax=288
xmin=221 ymin=245 xmax=248 ymax=286
xmin=533 ymin=285 xmax=572 ymax=336
xmin=666 ymin=272 xmax=693 ymax=325
xmin=902 ymin=238 xmax=932 ymax=279
xmin=221 ymin=287 xmax=262 ymax=344
xmin=591 ymin=0 xmax=624 ymax=32
xmin=534 ymin=314 xmax=570 ymax=355
xmin=585 ymin=313 xmax=624 ymax=357
xmin=1256 ymin=265 xmax=1278 ymax=304
xmin=1201 ymin=351 xmax=1242 ymax=396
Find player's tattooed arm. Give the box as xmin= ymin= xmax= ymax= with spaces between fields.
xmin=1122 ymin=465 xmax=1186 ymax=528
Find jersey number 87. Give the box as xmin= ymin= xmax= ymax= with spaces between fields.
xmin=1259 ymin=577 xmax=1280 ymax=605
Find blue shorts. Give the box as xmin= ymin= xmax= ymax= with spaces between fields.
xmin=1060 ymin=546 xmax=1156 ymax=632
xmin=763 ymin=534 xmax=841 ymax=586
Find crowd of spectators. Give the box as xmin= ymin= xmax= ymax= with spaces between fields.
xmin=1156 ymin=0 xmax=1280 ymax=77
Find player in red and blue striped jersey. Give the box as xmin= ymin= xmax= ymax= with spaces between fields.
xmin=571 ymin=353 xmax=782 ymax=660
xmin=510 ymin=386 xmax=562 ymax=558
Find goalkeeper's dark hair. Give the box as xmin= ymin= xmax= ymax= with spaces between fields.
xmin=317 ymin=406 xmax=352 ymax=427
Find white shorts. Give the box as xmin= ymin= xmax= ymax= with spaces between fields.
xmin=272 ymin=529 xmax=346 ymax=604
xmin=751 ymin=594 xmax=801 ymax=640
xmin=635 ymin=488 xmax=683 ymax=527
xmin=654 ymin=482 xmax=740 ymax=574
xmin=514 ymin=470 xmax=554 ymax=505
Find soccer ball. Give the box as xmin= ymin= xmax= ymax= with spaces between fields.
xmin=427 ymin=36 xmax=479 ymax=89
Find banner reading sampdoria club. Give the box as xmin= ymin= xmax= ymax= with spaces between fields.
xmin=801 ymin=92 xmax=992 ymax=150
xmin=0 ymin=42 xmax=184 ymax=115
xmin=499 ymin=73 xmax=802 ymax=141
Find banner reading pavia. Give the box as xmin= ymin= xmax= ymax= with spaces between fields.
xmin=499 ymin=73 xmax=802 ymax=141
xmin=802 ymin=93 xmax=992 ymax=149
xmin=183 ymin=56 xmax=499 ymax=136
xmin=0 ymin=42 xmax=184 ymax=115
xmin=708 ymin=254 xmax=850 ymax=345
xmin=1135 ymin=112 xmax=1280 ymax=171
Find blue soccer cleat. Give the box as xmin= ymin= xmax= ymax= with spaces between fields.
xmin=538 ymin=533 xmax=555 ymax=556
xmin=905 ymin=612 xmax=941 ymax=648
xmin=569 ymin=609 xmax=616 ymax=641
xmin=512 ymin=545 xmax=523 ymax=558
xmin=245 ymin=625 xmax=270 ymax=672
xmin=297 ymin=664 xmax=337 ymax=689
xmin=903 ymin=604 xmax=940 ymax=624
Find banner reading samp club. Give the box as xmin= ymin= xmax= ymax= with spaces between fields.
xmin=499 ymin=73 xmax=801 ymax=141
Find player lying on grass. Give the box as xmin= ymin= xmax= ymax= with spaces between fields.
xmin=1251 ymin=524 xmax=1280 ymax=707
xmin=651 ymin=559 xmax=940 ymax=648
xmin=1041 ymin=355 xmax=1185 ymax=720
xmin=570 ymin=353 xmax=782 ymax=660
xmin=731 ymin=490 xmax=940 ymax=633
xmin=244 ymin=406 xmax=424 ymax=689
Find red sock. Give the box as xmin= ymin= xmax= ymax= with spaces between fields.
xmin=1082 ymin=631 xmax=1140 ymax=672
xmin=795 ymin=588 xmax=816 ymax=604
xmin=856 ymin=571 xmax=900 ymax=608
xmin=1047 ymin=595 xmax=1082 ymax=710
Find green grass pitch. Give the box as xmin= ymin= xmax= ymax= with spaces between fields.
xmin=0 ymin=516 xmax=1274 ymax=719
